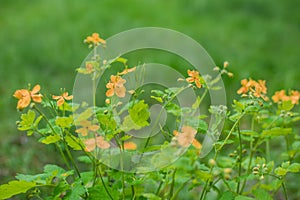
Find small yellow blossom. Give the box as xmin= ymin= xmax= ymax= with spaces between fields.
xmin=75 ymin=120 xmax=99 ymax=136
xmin=52 ymin=92 xmax=73 ymax=106
xmin=186 ymin=70 xmax=202 ymax=88
xmin=106 ymin=75 xmax=126 ymax=98
xmin=84 ymin=135 xmax=110 ymax=152
xmin=13 ymin=84 xmax=43 ymax=110
xmin=84 ymin=33 xmax=106 ymax=46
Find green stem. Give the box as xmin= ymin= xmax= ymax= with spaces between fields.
xmin=169 ymin=168 xmax=177 ymax=199
xmin=96 ymin=163 xmax=114 ymax=200
xmin=170 ymin=179 xmax=190 ymax=200
xmin=266 ymin=173 xmax=288 ymax=200
xmin=200 ymin=114 xmax=244 ymax=200
xmin=155 ymin=172 xmax=167 ymax=195
xmin=237 ymin=124 xmax=242 ymax=194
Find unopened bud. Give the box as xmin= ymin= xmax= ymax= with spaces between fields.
xmin=209 ymin=159 xmax=216 ymax=167
xmin=223 ymin=61 xmax=229 ymax=68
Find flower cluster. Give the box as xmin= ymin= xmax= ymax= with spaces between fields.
xmin=237 ymin=78 xmax=268 ymax=101
xmin=272 ymin=89 xmax=300 ymax=105
xmin=84 ymin=33 xmax=106 ymax=47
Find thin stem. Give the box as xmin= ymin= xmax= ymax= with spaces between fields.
xmin=97 ymin=162 xmax=114 ymax=200
xmin=155 ymin=172 xmax=167 ymax=195
xmin=266 ymin=173 xmax=288 ymax=200
xmin=169 ymin=168 xmax=177 ymax=199
xmin=237 ymin=124 xmax=242 ymax=194
xmin=200 ymin=114 xmax=244 ymax=200
xmin=170 ymin=179 xmax=190 ymax=200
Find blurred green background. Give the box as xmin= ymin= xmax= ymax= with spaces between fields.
xmin=0 ymin=0 xmax=299 ymax=193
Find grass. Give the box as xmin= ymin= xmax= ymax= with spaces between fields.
xmin=0 ymin=0 xmax=299 ymax=197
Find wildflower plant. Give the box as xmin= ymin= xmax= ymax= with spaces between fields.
xmin=1 ymin=29 xmax=300 ymax=199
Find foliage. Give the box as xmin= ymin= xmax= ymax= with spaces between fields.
xmin=2 ymin=33 xmax=300 ymax=200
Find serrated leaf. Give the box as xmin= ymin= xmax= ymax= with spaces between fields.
xmin=18 ymin=110 xmax=36 ymax=132
xmin=165 ymin=102 xmax=181 ymax=116
xmin=128 ymin=100 xmax=149 ymax=127
xmin=55 ymin=116 xmax=73 ymax=128
xmin=39 ymin=134 xmax=61 ymax=144
xmin=253 ymin=188 xmax=272 ymax=200
xmin=281 ymin=100 xmax=294 ymax=111
xmin=288 ymin=163 xmax=300 ymax=172
xmin=0 ymin=180 xmax=36 ymax=199
xmin=274 ymin=167 xmax=287 ymax=176
xmin=88 ymin=185 xmax=117 ymax=200
xmin=262 ymin=127 xmax=292 ymax=137
xmin=65 ymin=134 xmax=83 ymax=150
xmin=220 ymin=191 xmax=235 ymax=200
xmin=74 ymin=107 xmax=94 ymax=123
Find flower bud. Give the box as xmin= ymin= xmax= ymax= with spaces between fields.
xmin=208 ymin=159 xmax=216 ymax=167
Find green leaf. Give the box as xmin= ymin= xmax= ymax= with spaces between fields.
xmin=18 ymin=110 xmax=40 ymax=136
xmin=64 ymin=179 xmax=86 ymax=199
xmin=0 ymin=180 xmax=36 ymax=199
xmin=240 ymin=130 xmax=259 ymax=137
xmin=219 ymin=191 xmax=235 ymax=200
xmin=165 ymin=102 xmax=181 ymax=116
xmin=141 ymin=193 xmax=162 ymax=200
xmin=261 ymin=127 xmax=292 ymax=137
xmin=122 ymin=115 xmax=142 ymax=132
xmin=253 ymin=188 xmax=272 ymax=200
xmin=77 ymin=156 xmax=93 ymax=164
xmin=88 ymin=185 xmax=118 ymax=200
xmin=151 ymin=95 xmax=163 ymax=103
xmin=288 ymin=163 xmax=300 ymax=172
xmin=115 ymin=57 xmax=128 ymax=64
xmin=65 ymin=134 xmax=83 ymax=150
xmin=274 ymin=167 xmax=288 ymax=176
xmin=74 ymin=107 xmax=94 ymax=123
xmin=128 ymin=100 xmax=150 ymax=127
xmin=55 ymin=116 xmax=73 ymax=128
xmin=235 ymin=195 xmax=255 ymax=200
xmin=281 ymin=100 xmax=294 ymax=111
xmin=39 ymin=134 xmax=61 ymax=144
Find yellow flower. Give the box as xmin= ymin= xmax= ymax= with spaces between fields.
xmin=84 ymin=135 xmax=110 ymax=152
xmin=237 ymin=78 xmax=268 ymax=101
xmin=272 ymin=90 xmax=300 ymax=105
xmin=106 ymin=75 xmax=126 ymax=98
xmin=75 ymin=120 xmax=99 ymax=136
xmin=123 ymin=141 xmax=137 ymax=150
xmin=84 ymin=33 xmax=106 ymax=46
xmin=173 ymin=126 xmax=201 ymax=149
xmin=52 ymin=92 xmax=73 ymax=106
xmin=290 ymin=90 xmax=300 ymax=104
xmin=13 ymin=84 xmax=43 ymax=110
xmin=186 ymin=70 xmax=202 ymax=88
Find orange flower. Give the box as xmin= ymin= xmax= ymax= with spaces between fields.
xmin=52 ymin=92 xmax=73 ymax=106
xmin=123 ymin=141 xmax=137 ymax=150
xmin=186 ymin=70 xmax=202 ymax=88
xmin=13 ymin=84 xmax=43 ymax=110
xmin=75 ymin=120 xmax=99 ymax=136
xmin=84 ymin=33 xmax=106 ymax=46
xmin=84 ymin=135 xmax=110 ymax=152
xmin=237 ymin=78 xmax=268 ymax=100
xmin=272 ymin=90 xmax=300 ymax=105
xmin=86 ymin=62 xmax=94 ymax=74
xmin=290 ymin=90 xmax=300 ymax=104
xmin=118 ymin=67 xmax=136 ymax=75
xmin=173 ymin=126 xmax=201 ymax=149
xmin=106 ymin=75 xmax=126 ymax=98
